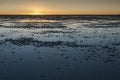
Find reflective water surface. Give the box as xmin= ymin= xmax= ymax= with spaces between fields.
xmin=0 ymin=15 xmax=120 ymax=80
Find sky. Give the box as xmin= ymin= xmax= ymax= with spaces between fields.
xmin=0 ymin=0 xmax=120 ymax=15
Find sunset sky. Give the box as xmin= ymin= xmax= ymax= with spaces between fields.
xmin=0 ymin=0 xmax=120 ymax=15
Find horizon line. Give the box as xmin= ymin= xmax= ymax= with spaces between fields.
xmin=0 ymin=14 xmax=120 ymax=16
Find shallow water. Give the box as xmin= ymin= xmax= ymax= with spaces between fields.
xmin=0 ymin=15 xmax=120 ymax=80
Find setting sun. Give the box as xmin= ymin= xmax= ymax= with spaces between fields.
xmin=32 ymin=12 xmax=40 ymax=15
xmin=31 ymin=9 xmax=42 ymax=15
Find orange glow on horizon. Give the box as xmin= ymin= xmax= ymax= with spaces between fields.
xmin=0 ymin=0 xmax=120 ymax=15
xmin=0 ymin=7 xmax=120 ymax=15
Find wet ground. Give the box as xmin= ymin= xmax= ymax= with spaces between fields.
xmin=0 ymin=15 xmax=120 ymax=80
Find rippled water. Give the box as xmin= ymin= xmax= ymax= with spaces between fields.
xmin=0 ymin=15 xmax=120 ymax=80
